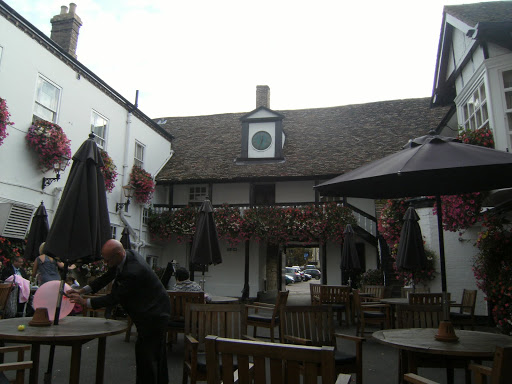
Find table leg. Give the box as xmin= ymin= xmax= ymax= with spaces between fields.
xmin=398 ymin=349 xmax=407 ymax=384
xmin=96 ymin=337 xmax=106 ymax=384
xmin=30 ymin=343 xmax=40 ymax=384
xmin=69 ymin=343 xmax=82 ymax=384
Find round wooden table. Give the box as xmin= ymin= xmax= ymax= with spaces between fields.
xmin=0 ymin=316 xmax=127 ymax=384
xmin=373 ymin=328 xmax=512 ymax=383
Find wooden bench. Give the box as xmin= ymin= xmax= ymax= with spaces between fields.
xmin=205 ymin=335 xmax=350 ymax=384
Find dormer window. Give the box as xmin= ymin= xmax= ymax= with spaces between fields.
xmin=237 ymin=106 xmax=285 ymax=163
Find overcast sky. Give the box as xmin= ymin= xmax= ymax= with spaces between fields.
xmin=10 ymin=0 xmax=495 ymax=118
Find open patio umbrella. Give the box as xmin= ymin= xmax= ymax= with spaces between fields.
xmin=316 ymin=131 xmax=512 ymax=292
xmin=340 ymin=224 xmax=360 ymax=286
xmin=120 ymin=226 xmax=131 ymax=250
xmin=25 ymin=201 xmax=49 ymax=261
xmin=190 ymin=197 xmax=222 ymax=289
xmin=396 ymin=206 xmax=427 ymax=289
xmin=41 ymin=133 xmax=111 ymax=383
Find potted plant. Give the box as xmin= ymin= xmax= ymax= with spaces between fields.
xmin=99 ymin=149 xmax=118 ymax=193
xmin=129 ymin=165 xmax=155 ymax=204
xmin=25 ymin=120 xmax=71 ymax=172
xmin=0 ymin=97 xmax=14 ymax=147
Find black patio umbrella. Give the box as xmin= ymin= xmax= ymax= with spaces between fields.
xmin=340 ymin=224 xmax=360 ymax=286
xmin=190 ymin=197 xmax=222 ymax=289
xmin=396 ymin=206 xmax=427 ymax=288
xmin=316 ymin=131 xmax=512 ymax=292
xmin=120 ymin=226 xmax=131 ymax=250
xmin=41 ymin=133 xmax=111 ymax=383
xmin=25 ymin=201 xmax=49 ymax=261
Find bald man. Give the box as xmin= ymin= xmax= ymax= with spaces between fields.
xmin=69 ymin=239 xmax=170 ymax=384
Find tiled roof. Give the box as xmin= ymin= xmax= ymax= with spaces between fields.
xmin=156 ymin=98 xmax=449 ymax=184
xmin=445 ymin=1 xmax=512 ymax=27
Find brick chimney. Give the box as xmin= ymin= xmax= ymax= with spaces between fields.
xmin=50 ymin=3 xmax=82 ymax=58
xmin=256 ymin=85 xmax=270 ymax=109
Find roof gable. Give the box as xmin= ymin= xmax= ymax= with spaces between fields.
xmin=240 ymin=106 xmax=285 ymax=121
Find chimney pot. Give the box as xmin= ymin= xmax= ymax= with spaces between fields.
xmin=50 ymin=4 xmax=82 ymax=58
xmin=256 ymin=85 xmax=270 ymax=109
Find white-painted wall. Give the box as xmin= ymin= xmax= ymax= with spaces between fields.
xmin=275 ymin=181 xmax=315 ymax=203
xmin=213 ymin=183 xmax=250 ymax=205
xmin=416 ymin=207 xmax=487 ymax=316
xmin=0 ymin=13 xmax=171 ymax=256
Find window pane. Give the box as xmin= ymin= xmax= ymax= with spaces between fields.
xmin=481 ymin=103 xmax=488 ymax=122
xmin=480 ymin=83 xmax=486 ymax=100
xmin=507 ymin=113 xmax=512 ymax=132
xmin=37 ymin=79 xmax=59 ymax=110
xmin=506 ymin=91 xmax=512 ymax=110
xmin=473 ymin=90 xmax=480 ymax=109
xmin=503 ymin=70 xmax=512 ymax=89
xmin=33 ymin=103 xmax=54 ymax=122
xmin=468 ymin=102 xmax=474 ymax=115
xmin=476 ymin=110 xmax=482 ymax=127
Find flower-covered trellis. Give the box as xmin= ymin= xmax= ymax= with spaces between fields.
xmin=147 ymin=203 xmax=356 ymax=246
xmin=99 ymin=150 xmax=118 ymax=193
xmin=0 ymin=97 xmax=14 ymax=147
xmin=473 ymin=213 xmax=512 ymax=334
xmin=25 ymin=120 xmax=71 ymax=172
xmin=129 ymin=166 xmax=155 ymax=204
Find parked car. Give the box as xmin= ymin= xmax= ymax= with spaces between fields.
xmin=305 ymin=265 xmax=317 ymax=270
xmin=285 ymin=267 xmax=301 ymax=282
xmin=291 ymin=266 xmax=304 ymax=281
xmin=303 ymin=273 xmax=312 ymax=281
xmin=304 ymin=268 xmax=321 ymax=280
xmin=284 ymin=274 xmax=295 ymax=285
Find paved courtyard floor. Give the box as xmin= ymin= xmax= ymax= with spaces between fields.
xmin=0 ymin=281 xmax=499 ymax=383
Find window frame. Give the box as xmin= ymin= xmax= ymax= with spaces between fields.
xmin=459 ymin=80 xmax=489 ymax=132
xmin=188 ymin=185 xmax=208 ymax=203
xmin=502 ymin=68 xmax=512 ymax=150
xmin=91 ymin=110 xmax=109 ymax=149
xmin=134 ymin=141 xmax=145 ymax=168
xmin=33 ymin=74 xmax=61 ymax=123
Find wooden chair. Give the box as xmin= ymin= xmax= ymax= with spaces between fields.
xmin=280 ymin=305 xmax=365 ymax=384
xmin=403 ymin=346 xmax=512 ymax=384
xmin=469 ymin=346 xmax=512 ymax=384
xmin=361 ymin=285 xmax=386 ymax=300
xmin=166 ymin=291 xmax=205 ymax=347
xmin=450 ymin=289 xmax=477 ymax=330
xmin=310 ymin=284 xmax=322 ymax=304
xmin=315 ymin=285 xmax=351 ymax=326
xmin=0 ymin=345 xmax=33 ymax=384
xmin=183 ymin=303 xmax=245 ymax=384
xmin=245 ymin=290 xmax=289 ymax=342
xmin=0 ymin=283 xmax=13 ymax=319
xmin=205 ymin=335 xmax=351 ymax=384
xmin=401 ymin=286 xmax=430 ymax=298
xmin=352 ymin=289 xmax=390 ymax=336
xmin=396 ymin=293 xmax=446 ymax=329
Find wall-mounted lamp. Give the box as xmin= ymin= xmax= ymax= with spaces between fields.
xmin=116 ymin=185 xmax=135 ymax=212
xmin=42 ymin=155 xmax=71 ymax=190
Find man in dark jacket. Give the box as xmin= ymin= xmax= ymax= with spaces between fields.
xmin=0 ymin=256 xmax=29 ymax=281
xmin=69 ymin=239 xmax=170 ymax=384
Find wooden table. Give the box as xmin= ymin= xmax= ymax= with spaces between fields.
xmin=0 ymin=316 xmax=127 ymax=384
xmin=209 ymin=295 xmax=239 ymax=304
xmin=373 ymin=328 xmax=512 ymax=383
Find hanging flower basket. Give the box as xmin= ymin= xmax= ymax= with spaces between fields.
xmin=25 ymin=120 xmax=72 ymax=173
xmin=129 ymin=166 xmax=155 ymax=204
xmin=99 ymin=149 xmax=118 ymax=193
xmin=0 ymin=97 xmax=14 ymax=147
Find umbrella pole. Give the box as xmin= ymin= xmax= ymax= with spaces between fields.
xmin=435 ymin=195 xmax=448 ymax=292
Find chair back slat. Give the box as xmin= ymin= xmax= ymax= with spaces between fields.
xmin=396 ymin=294 xmax=449 ymax=329
xmin=0 ymin=283 xmax=13 ymax=313
xmin=205 ymin=335 xmax=337 ymax=384
xmin=319 ymin=285 xmax=351 ymax=305
xmin=401 ymin=286 xmax=430 ymax=298
xmin=168 ymin=291 xmax=205 ymax=323
xmin=460 ymin=289 xmax=477 ymax=315
xmin=362 ymin=285 xmax=386 ymax=299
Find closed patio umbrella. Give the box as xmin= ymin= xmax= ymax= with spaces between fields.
xmin=120 ymin=226 xmax=131 ymax=250
xmin=25 ymin=201 xmax=49 ymax=261
xmin=316 ymin=131 xmax=512 ymax=292
xmin=190 ymin=197 xmax=222 ymax=289
xmin=41 ymin=133 xmax=111 ymax=383
xmin=396 ymin=206 xmax=427 ymax=290
xmin=340 ymin=224 xmax=360 ymax=285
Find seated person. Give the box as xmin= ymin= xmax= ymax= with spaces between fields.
xmin=0 ymin=256 xmax=32 ymax=316
xmin=170 ymin=267 xmax=211 ymax=302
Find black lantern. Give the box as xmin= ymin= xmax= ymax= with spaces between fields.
xmin=116 ymin=184 xmax=135 ymax=212
xmin=41 ymin=155 xmax=71 ymax=190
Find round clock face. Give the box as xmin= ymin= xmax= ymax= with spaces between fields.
xmin=251 ymin=131 xmax=272 ymax=151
